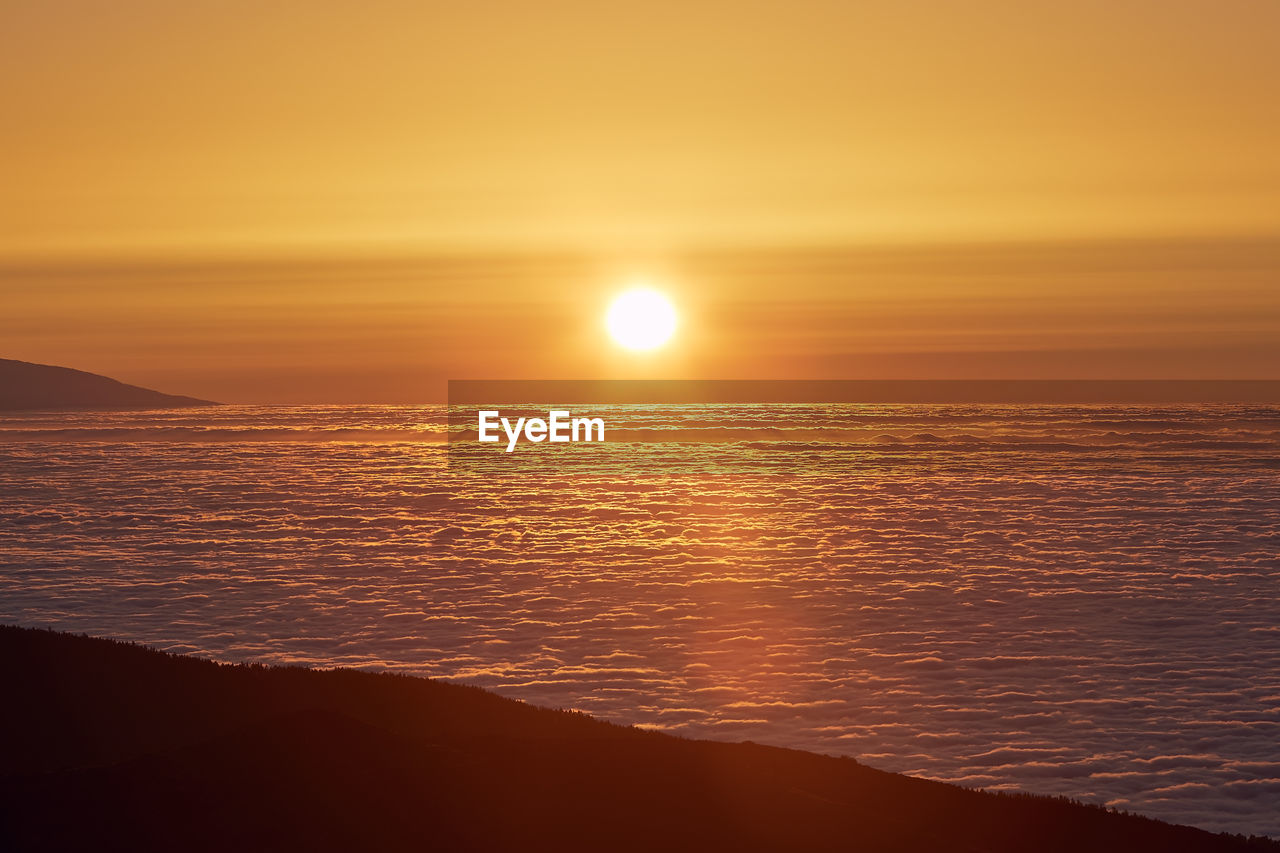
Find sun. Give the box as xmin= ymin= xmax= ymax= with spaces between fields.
xmin=605 ymin=287 xmax=678 ymax=351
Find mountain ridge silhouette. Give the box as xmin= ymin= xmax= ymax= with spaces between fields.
xmin=1 ymin=626 xmax=1274 ymax=852
xmin=0 ymin=358 xmax=216 ymax=410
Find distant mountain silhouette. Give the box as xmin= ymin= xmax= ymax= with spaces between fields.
xmin=1 ymin=627 xmax=1274 ymax=853
xmin=0 ymin=359 xmax=215 ymax=411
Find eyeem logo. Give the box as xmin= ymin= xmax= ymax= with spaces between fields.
xmin=478 ymin=410 xmax=606 ymax=452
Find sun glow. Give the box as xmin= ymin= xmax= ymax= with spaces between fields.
xmin=605 ymin=288 xmax=678 ymax=352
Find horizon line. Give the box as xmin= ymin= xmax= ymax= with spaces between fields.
xmin=447 ymin=379 xmax=1280 ymax=405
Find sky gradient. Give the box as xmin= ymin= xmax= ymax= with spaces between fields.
xmin=3 ymin=0 xmax=1279 ymax=398
xmin=4 ymin=239 xmax=1276 ymax=402
xmin=5 ymin=0 xmax=1279 ymax=256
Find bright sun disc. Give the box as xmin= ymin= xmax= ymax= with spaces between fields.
xmin=605 ymin=288 xmax=677 ymax=351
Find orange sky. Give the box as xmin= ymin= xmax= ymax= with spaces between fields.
xmin=2 ymin=1 xmax=1279 ymax=399
xmin=4 ymin=239 xmax=1277 ymax=402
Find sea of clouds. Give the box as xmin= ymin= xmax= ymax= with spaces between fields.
xmin=1 ymin=404 xmax=1278 ymax=836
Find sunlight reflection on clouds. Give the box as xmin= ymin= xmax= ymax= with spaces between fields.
xmin=1 ymin=404 xmax=1278 ymax=836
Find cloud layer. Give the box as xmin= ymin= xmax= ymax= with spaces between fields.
xmin=1 ymin=403 xmax=1278 ymax=837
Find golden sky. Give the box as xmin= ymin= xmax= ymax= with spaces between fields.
xmin=2 ymin=1 xmax=1278 ymax=398
xmin=6 ymin=239 xmax=1277 ymax=402
xmin=4 ymin=0 xmax=1279 ymax=256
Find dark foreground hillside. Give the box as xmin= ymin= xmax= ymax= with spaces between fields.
xmin=0 ymin=626 xmax=1274 ymax=853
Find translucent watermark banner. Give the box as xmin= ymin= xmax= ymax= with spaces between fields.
xmin=445 ymin=379 xmax=1280 ymax=474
